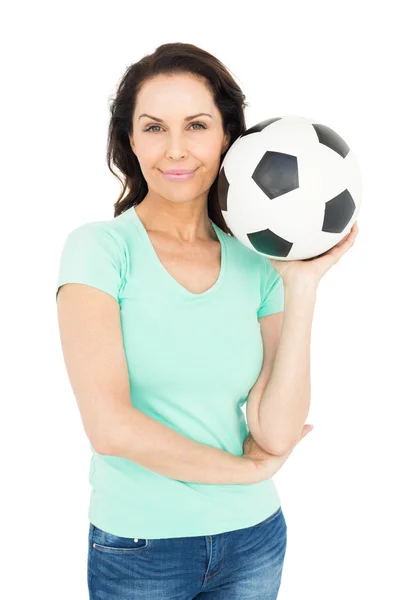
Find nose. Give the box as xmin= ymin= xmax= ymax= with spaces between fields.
xmin=165 ymin=131 xmax=189 ymax=160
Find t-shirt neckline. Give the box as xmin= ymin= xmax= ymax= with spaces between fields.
xmin=126 ymin=204 xmax=226 ymax=298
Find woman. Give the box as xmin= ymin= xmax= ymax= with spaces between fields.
xmin=56 ymin=42 xmax=358 ymax=599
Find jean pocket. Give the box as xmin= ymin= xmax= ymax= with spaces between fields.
xmin=91 ymin=524 xmax=150 ymax=554
xmin=253 ymin=506 xmax=282 ymax=528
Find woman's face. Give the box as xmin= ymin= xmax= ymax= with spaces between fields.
xmin=129 ymin=73 xmax=230 ymax=206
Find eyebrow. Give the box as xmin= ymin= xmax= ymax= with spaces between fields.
xmin=138 ymin=112 xmax=213 ymax=123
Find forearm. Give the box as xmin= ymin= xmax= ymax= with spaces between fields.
xmin=258 ymin=281 xmax=318 ymax=455
xmin=102 ymin=406 xmax=257 ymax=485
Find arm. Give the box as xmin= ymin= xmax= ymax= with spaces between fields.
xmin=251 ymin=281 xmax=318 ymax=456
xmin=57 ymin=283 xmax=257 ymax=486
xmin=108 ymin=405 xmax=258 ymax=485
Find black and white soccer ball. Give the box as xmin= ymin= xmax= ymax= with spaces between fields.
xmin=217 ymin=115 xmax=362 ymax=260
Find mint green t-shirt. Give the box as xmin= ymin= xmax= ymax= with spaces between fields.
xmin=56 ymin=205 xmax=284 ymax=539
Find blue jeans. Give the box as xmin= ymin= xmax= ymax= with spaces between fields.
xmin=88 ymin=505 xmax=287 ymax=599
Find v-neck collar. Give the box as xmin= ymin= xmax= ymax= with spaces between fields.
xmin=125 ymin=205 xmax=226 ymax=298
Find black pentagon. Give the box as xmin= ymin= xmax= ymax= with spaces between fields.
xmin=252 ymin=151 xmax=299 ymax=199
xmin=217 ymin=166 xmax=229 ymax=211
xmin=248 ymin=228 xmax=293 ymax=258
xmin=312 ymin=123 xmax=350 ymax=158
xmin=323 ymin=189 xmax=356 ymax=233
xmin=240 ymin=117 xmax=282 ymax=138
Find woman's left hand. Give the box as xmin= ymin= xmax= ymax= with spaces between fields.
xmin=268 ymin=221 xmax=359 ymax=287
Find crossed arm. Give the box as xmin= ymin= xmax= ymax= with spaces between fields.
xmin=246 ymin=282 xmax=317 ymax=456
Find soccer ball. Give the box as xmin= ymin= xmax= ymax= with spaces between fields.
xmin=217 ymin=115 xmax=362 ymax=260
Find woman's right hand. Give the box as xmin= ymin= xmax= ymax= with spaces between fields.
xmin=243 ymin=424 xmax=314 ymax=484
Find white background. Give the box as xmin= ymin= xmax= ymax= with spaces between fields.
xmin=2 ymin=1 xmax=399 ymax=598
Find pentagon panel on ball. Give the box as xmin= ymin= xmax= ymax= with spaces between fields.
xmin=217 ymin=115 xmax=362 ymax=260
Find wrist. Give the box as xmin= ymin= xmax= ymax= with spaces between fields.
xmin=283 ymin=279 xmax=319 ymax=295
xmin=238 ymin=456 xmax=263 ymax=484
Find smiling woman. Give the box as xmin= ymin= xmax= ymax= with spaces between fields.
xmin=56 ymin=41 xmax=288 ymax=599
xmin=126 ymin=74 xmax=231 ymax=213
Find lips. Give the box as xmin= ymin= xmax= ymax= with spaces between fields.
xmin=162 ymin=170 xmax=196 ymax=182
xmin=163 ymin=169 xmax=196 ymax=175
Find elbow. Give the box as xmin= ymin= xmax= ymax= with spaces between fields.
xmin=250 ymin=430 xmax=288 ymax=457
xmin=92 ymin=406 xmax=135 ymax=456
xmin=270 ymin=439 xmax=296 ymax=456
xmin=255 ymin=414 xmax=305 ymax=457
xmin=94 ymin=440 xmax=114 ymax=456
xmin=90 ymin=425 xmax=116 ymax=456
xmin=253 ymin=427 xmax=297 ymax=457
xmin=263 ymin=439 xmax=293 ymax=457
xmin=266 ymin=432 xmax=304 ymax=456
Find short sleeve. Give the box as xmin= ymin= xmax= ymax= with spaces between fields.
xmin=257 ymin=256 xmax=285 ymax=318
xmin=55 ymin=222 xmax=125 ymax=302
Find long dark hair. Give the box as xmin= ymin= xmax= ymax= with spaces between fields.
xmin=107 ymin=42 xmax=248 ymax=235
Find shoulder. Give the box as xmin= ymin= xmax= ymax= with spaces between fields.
xmin=57 ymin=217 xmax=131 ymax=303
xmin=220 ymin=228 xmax=267 ymax=272
xmin=61 ymin=210 xmax=136 ymax=256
